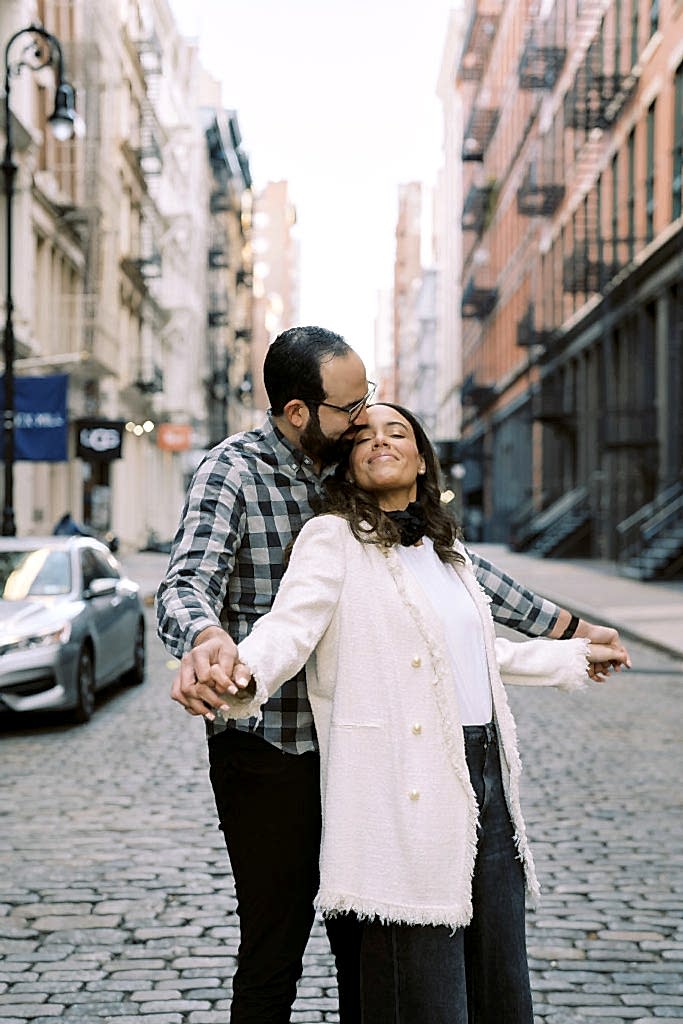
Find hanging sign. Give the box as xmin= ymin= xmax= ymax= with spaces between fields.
xmin=0 ymin=374 xmax=69 ymax=462
xmin=157 ymin=423 xmax=192 ymax=452
xmin=76 ymin=418 xmax=125 ymax=462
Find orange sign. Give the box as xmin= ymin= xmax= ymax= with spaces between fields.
xmin=157 ymin=423 xmax=192 ymax=452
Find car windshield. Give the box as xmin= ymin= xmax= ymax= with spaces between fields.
xmin=0 ymin=549 xmax=72 ymax=599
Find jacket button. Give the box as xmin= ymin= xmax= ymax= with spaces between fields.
xmin=411 ymin=656 xmax=421 ymax=668
xmin=408 ymin=789 xmax=420 ymax=800
xmin=412 ymin=723 xmax=422 ymax=735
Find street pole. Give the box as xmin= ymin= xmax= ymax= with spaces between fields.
xmin=2 ymin=59 xmax=17 ymax=537
xmin=1 ymin=25 xmax=78 ymax=536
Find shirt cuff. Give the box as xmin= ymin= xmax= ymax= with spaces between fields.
xmin=186 ymin=617 xmax=223 ymax=651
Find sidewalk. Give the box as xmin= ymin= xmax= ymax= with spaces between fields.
xmin=119 ymin=545 xmax=683 ymax=662
xmin=477 ymin=543 xmax=683 ymax=661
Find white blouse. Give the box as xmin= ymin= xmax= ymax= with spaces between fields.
xmin=397 ymin=537 xmax=493 ymax=725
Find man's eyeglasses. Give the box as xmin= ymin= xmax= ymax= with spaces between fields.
xmin=309 ymin=382 xmax=377 ymax=424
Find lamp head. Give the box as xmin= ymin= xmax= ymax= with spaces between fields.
xmin=48 ymin=81 xmax=77 ymax=141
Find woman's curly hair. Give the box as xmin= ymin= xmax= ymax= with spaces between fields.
xmin=320 ymin=402 xmax=465 ymax=566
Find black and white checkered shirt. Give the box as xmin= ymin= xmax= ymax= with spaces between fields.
xmin=156 ymin=415 xmax=562 ymax=754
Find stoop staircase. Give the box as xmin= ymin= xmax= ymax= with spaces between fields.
xmin=617 ymin=482 xmax=683 ymax=580
xmin=511 ymin=486 xmax=592 ymax=557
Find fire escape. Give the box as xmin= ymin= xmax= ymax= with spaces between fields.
xmin=119 ymin=25 xmax=166 ymax=396
xmin=564 ymin=51 xmax=638 ymax=133
xmin=459 ymin=4 xmax=501 ymax=160
xmin=523 ymin=14 xmax=645 ymax=556
xmin=458 ymin=2 xmax=503 ymax=431
xmin=563 ymin=27 xmax=639 ymax=297
xmin=513 ymin=20 xmax=567 ymax=353
xmin=516 ymin=303 xmax=554 ymax=350
xmin=203 ymin=110 xmax=252 ymax=443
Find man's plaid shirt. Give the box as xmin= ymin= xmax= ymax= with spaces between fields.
xmin=156 ymin=416 xmax=562 ymax=754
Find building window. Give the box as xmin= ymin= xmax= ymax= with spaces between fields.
xmin=649 ymin=0 xmax=659 ymax=36
xmin=630 ymin=0 xmax=639 ymax=67
xmin=674 ymin=62 xmax=683 ymax=221
xmin=646 ymin=102 xmax=656 ymax=243
xmin=596 ymin=174 xmax=604 ymax=274
xmin=582 ymin=195 xmax=590 ymax=286
xmin=614 ymin=0 xmax=623 ymax=74
xmin=627 ymin=128 xmax=636 ymax=260
xmin=611 ymin=152 xmax=619 ymax=266
xmin=559 ymin=225 xmax=566 ymax=322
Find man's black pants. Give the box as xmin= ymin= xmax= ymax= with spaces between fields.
xmin=208 ymin=727 xmax=362 ymax=1024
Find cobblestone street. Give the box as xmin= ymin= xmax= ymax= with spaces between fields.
xmin=1 ymin=596 xmax=682 ymax=1023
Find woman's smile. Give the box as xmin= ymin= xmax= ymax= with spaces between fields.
xmin=350 ymin=405 xmax=426 ymax=510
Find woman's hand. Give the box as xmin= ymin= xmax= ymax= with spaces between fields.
xmin=228 ymin=660 xmax=257 ymax=700
xmin=574 ymin=620 xmax=632 ymax=669
xmin=171 ymin=627 xmax=238 ymax=720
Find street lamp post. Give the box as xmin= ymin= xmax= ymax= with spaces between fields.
xmin=2 ymin=24 xmax=78 ymax=536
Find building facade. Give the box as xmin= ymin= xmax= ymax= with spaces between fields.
xmin=392 ymin=181 xmax=423 ymax=403
xmin=448 ymin=0 xmax=683 ymax=576
xmin=1 ymin=0 xmax=255 ymax=548
xmin=203 ymin=105 xmax=254 ymax=446
xmin=249 ymin=179 xmax=299 ymax=416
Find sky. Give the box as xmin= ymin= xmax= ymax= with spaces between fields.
xmin=169 ymin=0 xmax=457 ymax=369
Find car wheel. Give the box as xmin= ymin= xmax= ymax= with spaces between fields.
xmin=124 ymin=619 xmax=146 ymax=686
xmin=73 ymin=646 xmax=95 ymax=724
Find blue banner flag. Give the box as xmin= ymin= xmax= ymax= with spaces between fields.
xmin=0 ymin=374 xmax=69 ymax=462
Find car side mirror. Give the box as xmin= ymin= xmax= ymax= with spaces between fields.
xmin=84 ymin=577 xmax=118 ymax=599
xmin=105 ymin=532 xmax=119 ymax=554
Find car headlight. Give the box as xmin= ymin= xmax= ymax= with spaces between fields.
xmin=0 ymin=621 xmax=72 ymax=657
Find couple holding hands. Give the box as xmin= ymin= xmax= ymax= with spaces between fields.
xmin=157 ymin=325 xmax=630 ymax=1024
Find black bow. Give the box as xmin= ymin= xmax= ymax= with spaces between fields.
xmin=384 ymin=501 xmax=427 ymax=546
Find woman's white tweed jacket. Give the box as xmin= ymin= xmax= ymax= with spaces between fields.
xmin=230 ymin=514 xmax=590 ymax=930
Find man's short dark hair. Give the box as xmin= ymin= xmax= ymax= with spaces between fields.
xmin=264 ymin=326 xmax=352 ymax=415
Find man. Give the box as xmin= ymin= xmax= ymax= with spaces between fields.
xmin=157 ymin=325 xmax=629 ymax=1024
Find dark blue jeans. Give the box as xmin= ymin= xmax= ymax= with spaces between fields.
xmin=208 ymin=728 xmax=363 ymax=1023
xmin=358 ymin=723 xmax=534 ymax=1024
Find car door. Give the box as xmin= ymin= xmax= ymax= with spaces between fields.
xmin=89 ymin=549 xmax=139 ymax=677
xmin=80 ymin=548 xmax=125 ymax=684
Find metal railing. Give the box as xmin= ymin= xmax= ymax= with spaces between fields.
xmin=616 ymin=481 xmax=683 ymax=563
xmin=510 ymin=485 xmax=589 ymax=552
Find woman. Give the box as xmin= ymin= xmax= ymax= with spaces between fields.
xmin=221 ymin=403 xmax=625 ymax=1024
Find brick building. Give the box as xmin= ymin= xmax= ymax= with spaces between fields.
xmin=453 ymin=0 xmax=683 ymax=577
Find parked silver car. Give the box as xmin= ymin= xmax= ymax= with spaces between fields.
xmin=0 ymin=536 xmax=145 ymax=723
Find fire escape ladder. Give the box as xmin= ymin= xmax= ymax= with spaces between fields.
xmin=562 ymin=172 xmax=632 ymax=296
xmin=516 ymin=303 xmax=553 ymax=349
xmin=518 ymin=9 xmax=566 ymax=92
xmin=208 ymin=228 xmax=230 ymax=269
xmin=462 ymin=277 xmax=498 ymax=319
xmin=462 ymin=181 xmax=497 ymax=234
xmin=135 ymin=320 xmax=164 ymax=394
xmin=517 ymin=160 xmax=565 ymax=217
xmin=460 ymin=372 xmax=497 ymax=412
xmin=564 ymin=19 xmax=639 ymax=133
xmin=459 ymin=5 xmax=501 ymax=83
xmin=462 ymin=104 xmax=500 ymax=162
xmin=136 ymin=28 xmax=164 ymax=278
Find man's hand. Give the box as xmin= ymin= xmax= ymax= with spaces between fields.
xmin=585 ymin=639 xmax=630 ymax=681
xmin=574 ymin=619 xmax=632 ymax=680
xmin=171 ymin=626 xmax=238 ymax=719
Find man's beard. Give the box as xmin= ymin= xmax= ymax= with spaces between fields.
xmin=300 ymin=412 xmax=356 ymax=467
